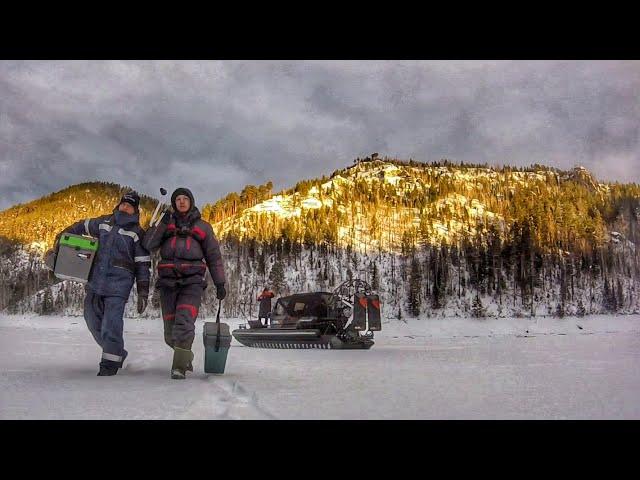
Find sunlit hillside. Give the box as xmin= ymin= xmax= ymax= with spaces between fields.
xmin=1 ymin=157 xmax=639 ymax=318
xmin=201 ymin=157 xmax=640 ymax=256
xmin=0 ymin=182 xmax=157 ymax=251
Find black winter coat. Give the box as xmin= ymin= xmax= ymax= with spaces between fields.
xmin=142 ymin=207 xmax=226 ymax=289
xmin=257 ymin=290 xmax=274 ymax=317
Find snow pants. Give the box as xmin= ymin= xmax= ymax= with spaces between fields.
xmin=83 ymin=290 xmax=128 ymax=367
xmin=159 ymin=283 xmax=204 ymax=351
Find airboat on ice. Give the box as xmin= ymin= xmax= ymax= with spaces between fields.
xmin=231 ymin=279 xmax=382 ymax=350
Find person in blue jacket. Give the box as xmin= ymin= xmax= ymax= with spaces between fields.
xmin=53 ymin=191 xmax=151 ymax=376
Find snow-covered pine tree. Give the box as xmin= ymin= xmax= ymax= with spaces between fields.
xmin=430 ymin=250 xmax=445 ymax=309
xmin=257 ymin=250 xmax=266 ymax=281
xmin=269 ymin=260 xmax=286 ymax=294
xmin=41 ymin=286 xmax=54 ymax=315
xmin=471 ymin=294 xmax=486 ymax=318
xmin=407 ymin=256 xmax=422 ymax=317
xmin=371 ymin=262 xmax=380 ymax=291
xmin=616 ymin=278 xmax=624 ymax=311
xmin=603 ymin=277 xmax=616 ymax=312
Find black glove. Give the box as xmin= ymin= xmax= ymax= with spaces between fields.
xmin=215 ymin=283 xmax=226 ymax=300
xmin=137 ymin=281 xmax=149 ymax=314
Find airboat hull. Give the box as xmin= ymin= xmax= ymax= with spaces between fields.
xmin=231 ymin=328 xmax=374 ymax=350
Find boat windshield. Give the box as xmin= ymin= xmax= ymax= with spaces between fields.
xmin=274 ymin=293 xmax=331 ymax=318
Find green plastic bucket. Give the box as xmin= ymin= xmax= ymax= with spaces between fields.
xmin=203 ymin=321 xmax=231 ymax=374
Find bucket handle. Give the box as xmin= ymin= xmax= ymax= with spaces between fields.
xmin=214 ymin=299 xmax=222 ymax=352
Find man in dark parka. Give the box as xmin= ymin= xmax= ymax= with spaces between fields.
xmin=142 ymin=187 xmax=226 ymax=379
xmin=53 ymin=191 xmax=151 ymax=376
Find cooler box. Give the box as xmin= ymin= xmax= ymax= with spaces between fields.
xmin=44 ymin=249 xmax=56 ymax=271
xmin=203 ymin=321 xmax=232 ymax=374
xmin=55 ymin=233 xmax=99 ymax=283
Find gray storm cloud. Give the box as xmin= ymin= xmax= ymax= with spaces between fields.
xmin=0 ymin=60 xmax=638 ymax=210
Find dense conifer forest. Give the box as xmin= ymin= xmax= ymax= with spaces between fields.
xmin=1 ymin=157 xmax=638 ymax=318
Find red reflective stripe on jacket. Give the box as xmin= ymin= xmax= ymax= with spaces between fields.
xmin=192 ymin=226 xmax=206 ymax=240
xmin=171 ymin=237 xmax=176 ymax=249
xmin=167 ymin=224 xmax=176 ymax=231
xmin=158 ymin=263 xmax=204 ymax=270
xmin=186 ymin=237 xmax=191 ymax=251
xmin=163 ymin=313 xmax=176 ymax=321
xmin=177 ymin=304 xmax=198 ymax=318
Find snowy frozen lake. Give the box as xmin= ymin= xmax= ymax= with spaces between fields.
xmin=1 ymin=313 xmax=639 ymax=419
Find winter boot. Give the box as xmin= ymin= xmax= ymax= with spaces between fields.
xmin=118 ymin=350 xmax=128 ymax=369
xmin=98 ymin=366 xmax=118 ymax=376
xmin=171 ymin=346 xmax=194 ymax=380
xmin=168 ymin=346 xmax=192 ymax=372
xmin=97 ymin=359 xmax=120 ymax=376
xmin=167 ymin=347 xmax=192 ymax=373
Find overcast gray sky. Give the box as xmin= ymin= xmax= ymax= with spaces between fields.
xmin=0 ymin=60 xmax=638 ymax=211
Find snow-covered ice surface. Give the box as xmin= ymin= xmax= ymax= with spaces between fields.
xmin=1 ymin=313 xmax=639 ymax=419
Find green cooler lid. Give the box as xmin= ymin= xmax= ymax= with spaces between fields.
xmin=60 ymin=234 xmax=99 ymax=251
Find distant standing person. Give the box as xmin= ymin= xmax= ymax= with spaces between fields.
xmin=142 ymin=187 xmax=226 ymax=380
xmin=257 ymin=287 xmax=275 ymax=326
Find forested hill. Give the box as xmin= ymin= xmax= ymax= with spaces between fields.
xmin=0 ymin=182 xmax=157 ymax=252
xmin=2 ymin=159 xmax=639 ymax=257
xmin=1 ymin=157 xmax=640 ymax=318
xmin=203 ymin=157 xmax=640 ymax=257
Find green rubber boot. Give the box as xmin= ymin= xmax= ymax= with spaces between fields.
xmin=171 ymin=347 xmax=194 ymax=380
xmin=168 ymin=345 xmax=193 ymax=372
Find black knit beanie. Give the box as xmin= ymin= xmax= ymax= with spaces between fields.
xmin=119 ymin=191 xmax=140 ymax=212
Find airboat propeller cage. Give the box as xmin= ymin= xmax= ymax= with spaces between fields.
xmin=54 ymin=233 xmax=99 ymax=283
